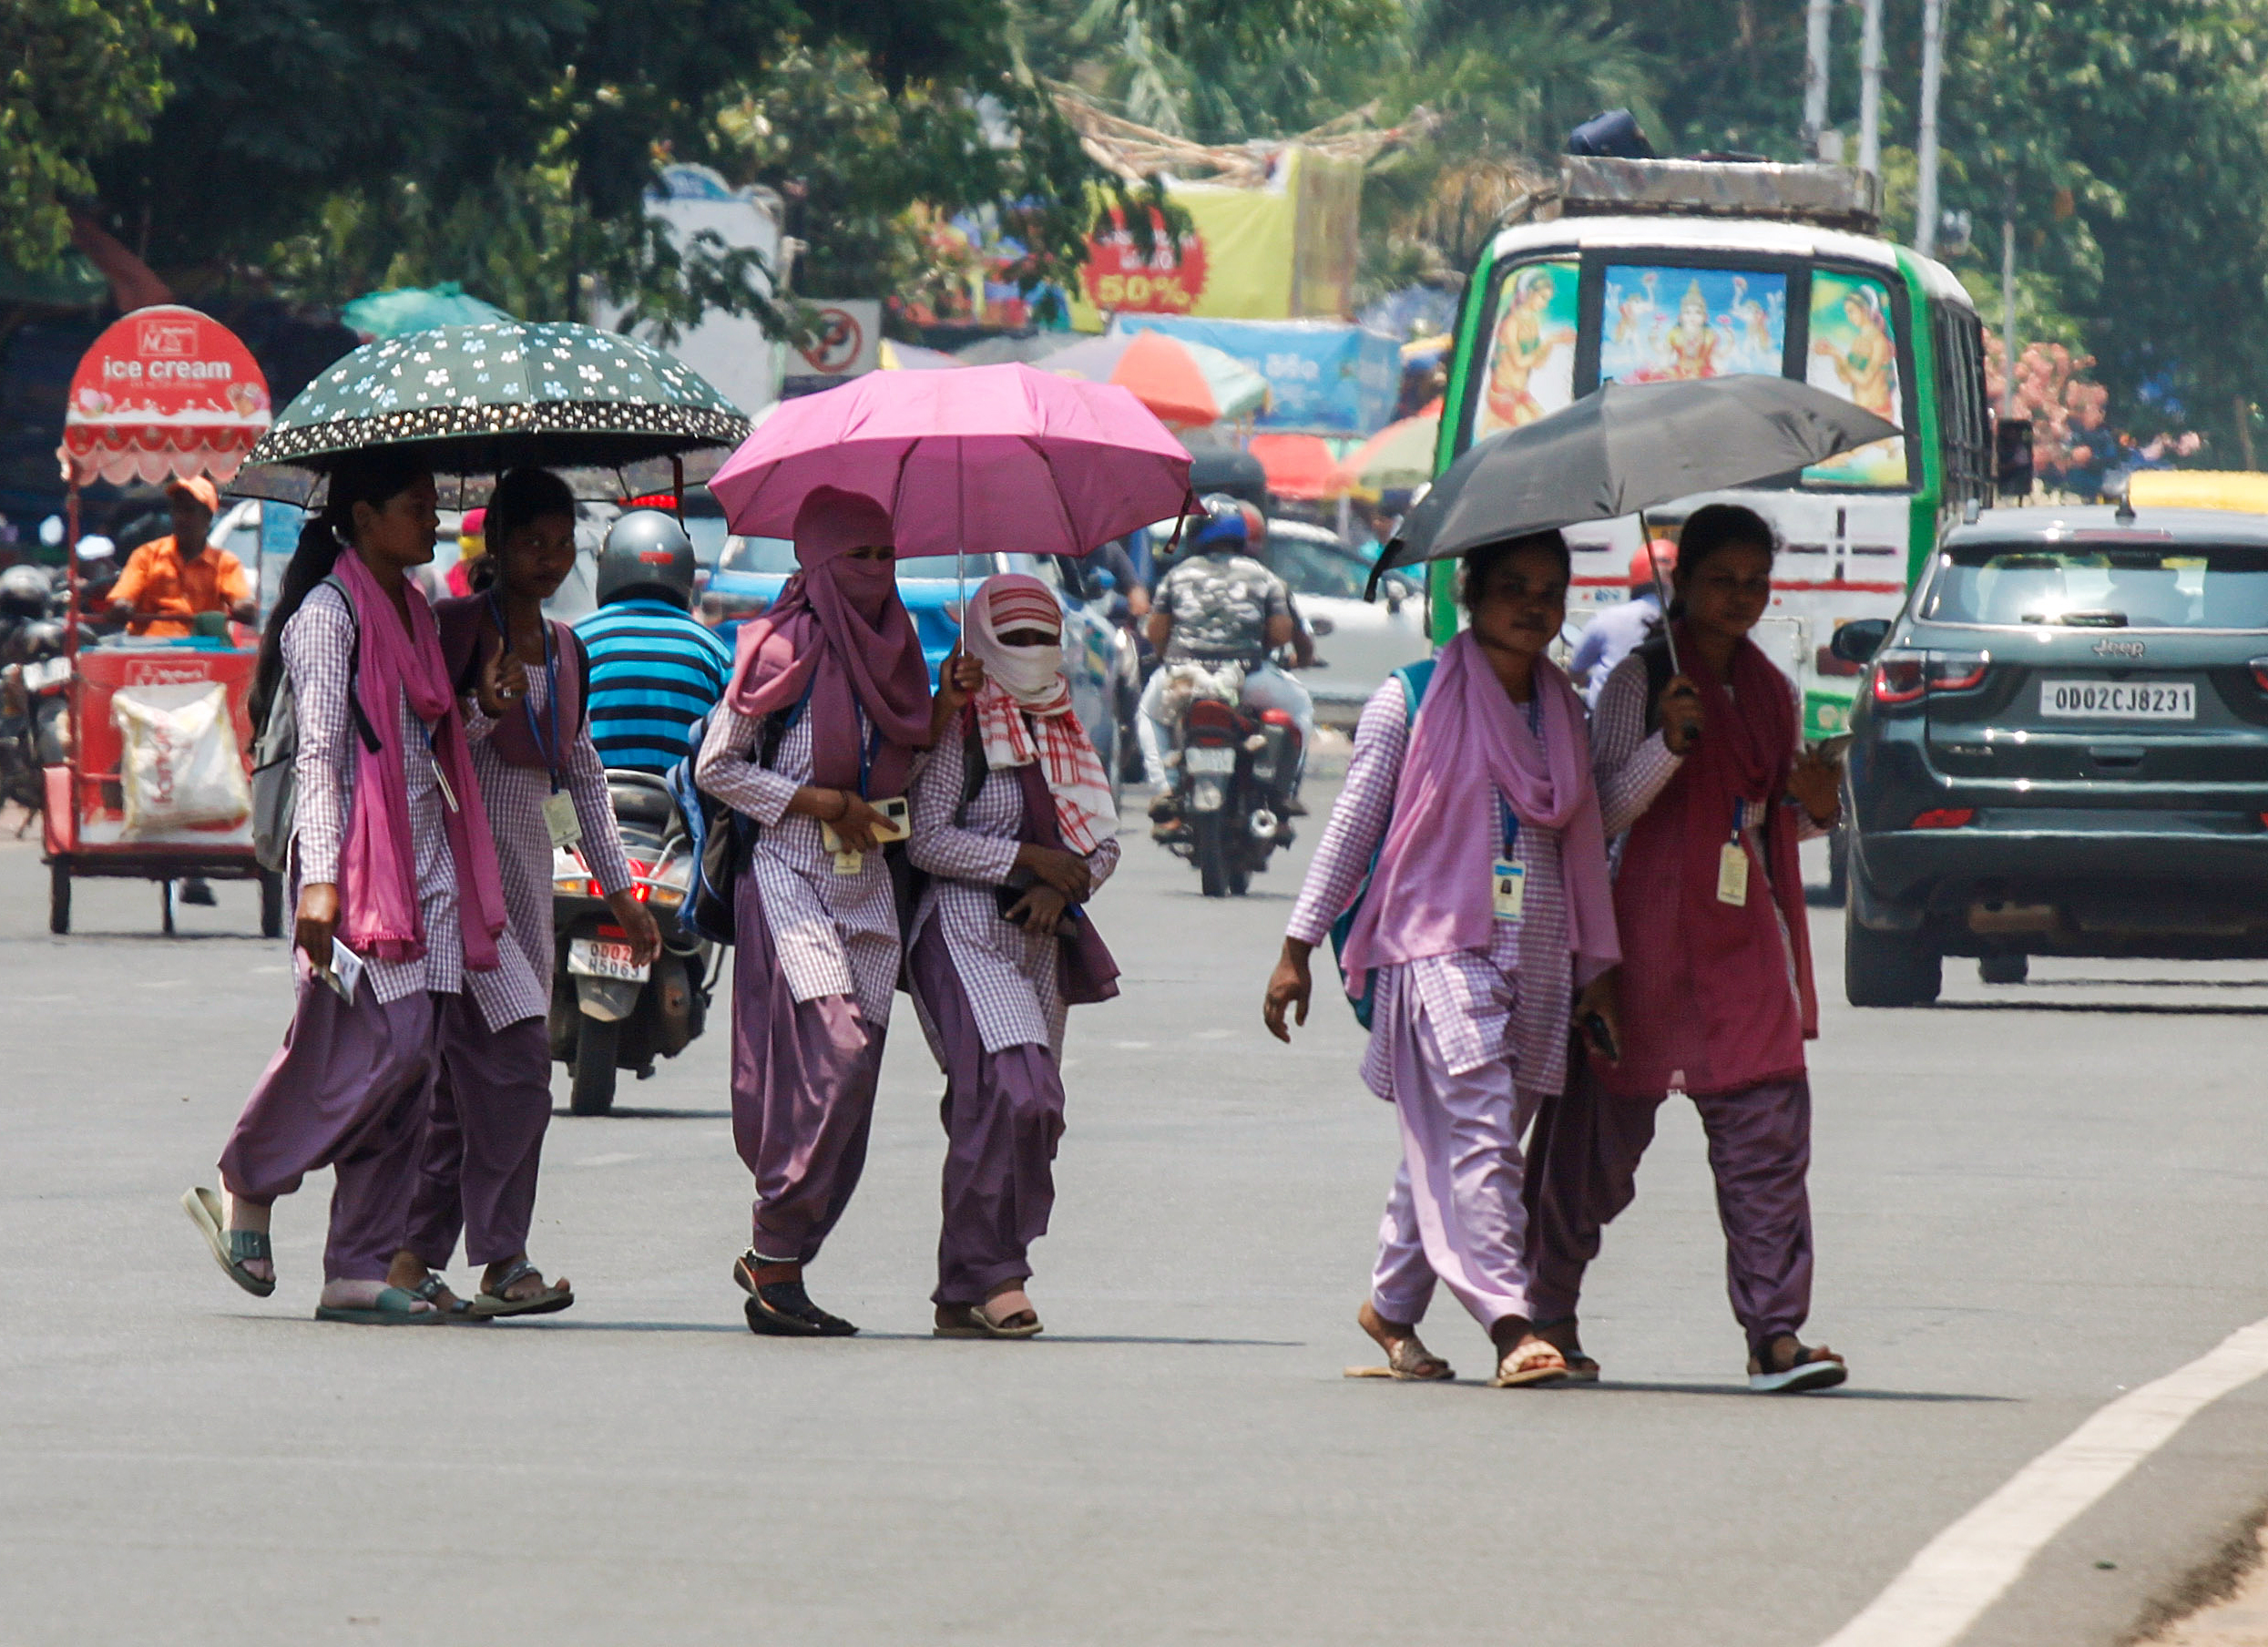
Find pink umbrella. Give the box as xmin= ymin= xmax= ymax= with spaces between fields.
xmin=709 ymin=363 xmax=1191 ymax=565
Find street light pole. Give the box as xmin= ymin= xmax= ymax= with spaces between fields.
xmin=2001 ymin=185 xmax=2019 ymax=418
xmin=1858 ymin=0 xmax=1885 ymax=178
xmin=1803 ymin=0 xmax=1834 ymax=157
xmin=1916 ymin=0 xmax=1946 ymax=253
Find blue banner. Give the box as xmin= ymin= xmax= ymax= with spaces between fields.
xmin=1110 ymin=315 xmax=1398 ymax=435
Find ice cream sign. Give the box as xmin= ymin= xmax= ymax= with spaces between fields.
xmin=58 ymin=304 xmax=271 ymax=486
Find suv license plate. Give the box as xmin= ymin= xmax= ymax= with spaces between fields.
xmin=2039 ymin=680 xmax=2195 ymax=719
xmin=1183 ymin=745 xmax=1238 ymax=773
xmin=568 ymin=937 xmax=649 ymax=982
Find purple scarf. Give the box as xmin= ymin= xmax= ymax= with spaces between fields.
xmin=1340 ymin=629 xmax=1618 ymax=987
xmin=332 ymin=551 xmax=507 ymax=969
xmin=725 ymin=486 xmax=931 ymax=796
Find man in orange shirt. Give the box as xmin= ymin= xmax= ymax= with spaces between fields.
xmin=108 ymin=476 xmax=255 ymax=637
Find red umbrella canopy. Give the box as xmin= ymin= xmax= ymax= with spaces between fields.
xmin=1249 ymin=433 xmax=1349 ymax=501
xmin=1039 ymin=330 xmax=1270 ymax=427
xmin=57 ymin=305 xmax=271 ymax=487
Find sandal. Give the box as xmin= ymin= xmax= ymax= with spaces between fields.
xmin=1488 ymin=1338 xmax=1571 ymax=1389
xmin=1749 ymin=1338 xmax=1848 ymax=1394
xmin=404 ymin=1273 xmax=482 ymax=1325
xmin=182 ymin=1187 xmax=275 ymax=1298
xmin=743 ymin=1276 xmax=856 ymax=1337
xmin=469 ymin=1258 xmax=573 ymax=1319
xmin=314 ymin=1285 xmax=446 ymax=1325
xmin=1344 ymin=1333 xmax=1456 ymax=1381
xmin=934 ymin=1300 xmax=1043 ymax=1340
xmin=1533 ymin=1317 xmax=1600 ymax=1384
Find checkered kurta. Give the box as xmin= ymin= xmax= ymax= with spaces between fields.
xmin=695 ymin=699 xmax=912 ymax=1030
xmin=286 ymin=584 xmax=466 ymax=1005
xmin=1285 ymin=674 xmax=1579 ymax=1102
xmin=458 ymin=628 xmax=633 ymax=1030
xmin=904 ymin=717 xmax=1121 ymax=1060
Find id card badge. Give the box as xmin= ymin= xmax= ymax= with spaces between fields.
xmin=542 ymin=789 xmax=581 ymax=848
xmin=1492 ymin=858 xmax=1527 ymax=922
xmin=1716 ymin=841 xmax=1751 ymax=905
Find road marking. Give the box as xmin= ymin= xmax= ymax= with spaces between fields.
xmin=1819 ymin=1316 xmax=2268 ymax=1647
xmin=572 ymin=1152 xmax=642 ymax=1168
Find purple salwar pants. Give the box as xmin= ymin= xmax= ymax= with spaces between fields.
xmin=730 ymin=870 xmax=884 ymax=1264
xmin=403 ymin=1002 xmax=552 ymax=1271
xmin=907 ymin=923 xmax=1066 ymax=1307
xmin=219 ymin=983 xmax=443 ymax=1283
xmin=1525 ymin=1062 xmax=1815 ymax=1357
xmin=1370 ymin=995 xmax=1540 ymax=1332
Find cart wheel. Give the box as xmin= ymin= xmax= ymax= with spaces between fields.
xmin=260 ymin=869 xmax=285 ymax=939
xmin=160 ymin=879 xmax=175 ymax=936
xmin=48 ymin=861 xmax=69 ymax=935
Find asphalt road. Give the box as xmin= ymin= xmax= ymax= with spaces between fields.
xmin=5 ymin=793 xmax=2267 ymax=1647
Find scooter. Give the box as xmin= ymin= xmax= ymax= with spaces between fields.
xmin=1153 ymin=661 xmax=1302 ymax=898
xmin=549 ymin=770 xmax=716 ymax=1115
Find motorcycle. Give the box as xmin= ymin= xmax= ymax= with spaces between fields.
xmin=548 ymin=770 xmax=716 ymax=1115
xmin=1154 ymin=660 xmax=1302 ymax=898
xmin=0 ymin=577 xmax=76 ymax=829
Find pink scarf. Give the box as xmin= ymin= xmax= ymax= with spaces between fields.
xmin=1340 ymin=630 xmax=1618 ymax=988
xmin=333 ymin=551 xmax=506 ymax=969
xmin=726 ymin=486 xmax=931 ymax=797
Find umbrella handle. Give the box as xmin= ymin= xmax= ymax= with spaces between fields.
xmin=1640 ymin=513 xmax=1681 ymax=676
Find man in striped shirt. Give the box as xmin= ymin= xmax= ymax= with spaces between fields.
xmin=573 ymin=510 xmax=735 ymax=773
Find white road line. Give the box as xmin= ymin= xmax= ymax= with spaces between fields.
xmin=1820 ymin=1316 xmax=2268 ymax=1647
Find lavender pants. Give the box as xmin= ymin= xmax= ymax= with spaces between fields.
xmin=1371 ymin=997 xmax=1541 ymax=1333
xmin=1526 ymin=1063 xmax=1814 ymax=1357
xmin=219 ymin=983 xmax=443 ymax=1283
xmin=907 ymin=922 xmax=1067 ymax=1308
xmin=731 ymin=870 xmax=884 ymax=1264
xmin=403 ymin=1002 xmax=552 ymax=1271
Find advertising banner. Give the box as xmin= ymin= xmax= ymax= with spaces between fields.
xmin=1112 ymin=315 xmax=1397 ymax=434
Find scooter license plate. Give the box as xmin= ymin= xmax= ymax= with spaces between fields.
xmin=568 ymin=937 xmax=649 ymax=983
xmin=1183 ymin=745 xmax=1238 ymax=774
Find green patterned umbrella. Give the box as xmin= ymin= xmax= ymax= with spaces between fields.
xmin=230 ymin=321 xmax=749 ymax=505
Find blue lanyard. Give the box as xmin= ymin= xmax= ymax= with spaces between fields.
xmin=1730 ymin=796 xmax=1746 ymax=843
xmin=489 ymin=590 xmax=563 ymax=792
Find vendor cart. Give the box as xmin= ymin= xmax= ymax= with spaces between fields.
xmin=44 ymin=306 xmax=277 ymax=936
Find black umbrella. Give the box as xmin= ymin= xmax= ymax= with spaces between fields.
xmin=1371 ymin=376 xmax=1902 ymax=591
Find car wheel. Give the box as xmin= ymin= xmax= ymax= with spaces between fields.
xmin=1978 ymin=953 xmax=2028 ymax=985
xmin=1844 ymin=903 xmax=1941 ymax=1007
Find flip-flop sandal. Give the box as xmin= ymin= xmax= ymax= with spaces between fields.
xmin=182 ymin=1187 xmax=276 ymax=1298
xmin=1344 ymin=1335 xmax=1455 ymax=1381
xmin=470 ymin=1258 xmax=573 ymax=1318
xmin=404 ymin=1273 xmax=484 ymax=1325
xmin=745 ymin=1277 xmax=857 ymax=1337
xmin=1749 ymin=1343 xmax=1848 ymax=1394
xmin=934 ymin=1302 xmax=1043 ymax=1340
xmin=1531 ymin=1317 xmax=1599 ymax=1383
xmin=313 ymin=1285 xmax=446 ymax=1325
xmin=1489 ymin=1341 xmax=1571 ymax=1389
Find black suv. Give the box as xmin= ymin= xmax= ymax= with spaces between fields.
xmin=1835 ymin=505 xmax=2268 ymax=1005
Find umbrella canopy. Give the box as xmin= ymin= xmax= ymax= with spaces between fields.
xmin=1040 ymin=330 xmax=1269 ymax=427
xmin=341 ymin=281 xmax=514 ymax=340
xmin=1334 ymin=401 xmax=1441 ymax=496
xmin=708 ymin=362 xmax=1190 ymax=558
xmin=1249 ymin=433 xmax=1348 ymax=502
xmin=1378 ymin=376 xmax=1900 ymax=578
xmin=230 ymin=321 xmax=748 ymax=506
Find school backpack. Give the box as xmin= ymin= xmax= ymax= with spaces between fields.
xmin=1326 ymin=658 xmax=1436 ymax=1029
xmin=667 ymin=683 xmax=810 ymax=947
xmin=250 ymin=575 xmax=381 ymax=874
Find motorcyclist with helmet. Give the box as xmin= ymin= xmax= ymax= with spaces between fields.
xmin=571 ymin=508 xmax=735 ymax=773
xmin=1139 ymin=494 xmax=1318 ymax=824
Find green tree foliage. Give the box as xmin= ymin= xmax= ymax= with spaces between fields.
xmin=0 ymin=0 xmax=197 ymax=270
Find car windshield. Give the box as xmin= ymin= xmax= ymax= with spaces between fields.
xmin=1272 ymin=537 xmax=1369 ymax=599
xmin=718 ymin=536 xmax=798 ymax=575
xmin=1921 ymin=538 xmax=2268 ymax=629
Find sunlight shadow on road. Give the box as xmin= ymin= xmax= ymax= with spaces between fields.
xmin=1931 ymin=1001 xmax=2268 ymax=1018
xmin=1581 ymin=1379 xmax=2016 ymax=1403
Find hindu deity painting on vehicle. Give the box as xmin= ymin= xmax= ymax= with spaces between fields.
xmin=1804 ymin=269 xmax=1908 ymax=487
xmin=1475 ymin=259 xmax=1578 ymax=438
xmin=1599 ymin=264 xmax=1787 ymax=386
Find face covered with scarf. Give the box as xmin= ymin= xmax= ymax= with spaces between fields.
xmin=724 ymin=485 xmax=932 ymax=796
xmin=961 ymin=573 xmax=1115 ymax=855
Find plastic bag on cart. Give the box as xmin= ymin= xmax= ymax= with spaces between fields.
xmin=112 ymin=681 xmax=251 ymax=837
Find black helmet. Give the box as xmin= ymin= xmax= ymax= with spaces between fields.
xmin=0 ymin=564 xmax=51 ymax=620
xmin=598 ymin=509 xmax=696 ymax=609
